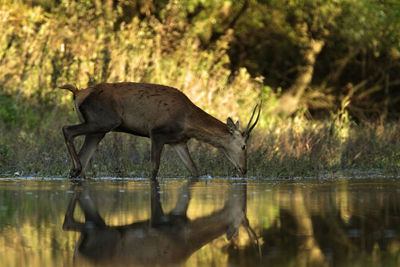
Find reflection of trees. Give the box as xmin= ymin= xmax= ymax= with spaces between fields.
xmin=232 ymin=182 xmax=400 ymax=266
xmin=286 ymin=188 xmax=328 ymax=267
xmin=63 ymin=180 xmax=251 ymax=266
xmin=310 ymin=183 xmax=400 ymax=265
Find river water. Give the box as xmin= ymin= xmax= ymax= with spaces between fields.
xmin=1 ymin=176 xmax=400 ymax=266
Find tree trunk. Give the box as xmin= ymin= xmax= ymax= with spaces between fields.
xmin=275 ymin=39 xmax=325 ymax=115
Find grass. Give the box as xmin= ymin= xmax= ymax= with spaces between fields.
xmin=1 ymin=110 xmax=400 ymax=178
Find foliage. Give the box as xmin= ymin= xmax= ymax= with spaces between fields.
xmin=2 ymin=0 xmax=400 ymax=119
xmin=0 ymin=0 xmax=264 ymax=122
xmin=0 ymin=94 xmax=17 ymax=126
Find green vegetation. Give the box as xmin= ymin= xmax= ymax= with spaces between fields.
xmin=0 ymin=0 xmax=400 ymax=177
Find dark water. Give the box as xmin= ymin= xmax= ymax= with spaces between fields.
xmin=1 ymin=177 xmax=400 ymax=266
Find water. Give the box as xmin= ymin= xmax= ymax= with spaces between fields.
xmin=1 ymin=177 xmax=400 ymax=266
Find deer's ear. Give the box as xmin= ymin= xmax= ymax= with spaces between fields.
xmin=235 ymin=120 xmax=240 ymax=129
xmin=227 ymin=117 xmax=237 ymax=134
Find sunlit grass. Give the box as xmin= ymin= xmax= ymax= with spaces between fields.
xmin=1 ymin=113 xmax=400 ymax=178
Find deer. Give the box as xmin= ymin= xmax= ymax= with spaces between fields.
xmin=59 ymin=82 xmax=261 ymax=179
xmin=62 ymin=179 xmax=257 ymax=265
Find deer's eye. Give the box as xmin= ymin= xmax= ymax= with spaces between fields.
xmin=242 ymin=145 xmax=246 ymax=150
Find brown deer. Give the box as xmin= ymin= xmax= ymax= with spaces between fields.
xmin=62 ymin=180 xmax=255 ymax=266
xmin=59 ymin=82 xmax=261 ymax=179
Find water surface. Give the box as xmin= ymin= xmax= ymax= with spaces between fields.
xmin=1 ymin=177 xmax=400 ymax=266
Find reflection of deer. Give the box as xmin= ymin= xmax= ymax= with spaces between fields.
xmin=63 ymin=180 xmax=252 ymax=266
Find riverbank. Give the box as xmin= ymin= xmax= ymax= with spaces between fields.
xmin=1 ymin=116 xmax=399 ymax=178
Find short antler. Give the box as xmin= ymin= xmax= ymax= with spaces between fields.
xmin=244 ymin=101 xmax=262 ymax=138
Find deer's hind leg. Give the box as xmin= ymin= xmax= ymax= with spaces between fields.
xmin=62 ymin=106 xmax=121 ymax=178
xmin=77 ymin=133 xmax=105 ymax=177
xmin=63 ymin=93 xmax=123 ymax=178
xmin=63 ymin=123 xmax=115 ymax=178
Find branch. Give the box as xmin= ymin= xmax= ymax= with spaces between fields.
xmin=204 ymin=0 xmax=249 ymax=48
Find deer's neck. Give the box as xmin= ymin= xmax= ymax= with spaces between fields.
xmin=187 ymin=107 xmax=230 ymax=148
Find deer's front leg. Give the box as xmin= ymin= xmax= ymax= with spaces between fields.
xmin=171 ymin=142 xmax=199 ymax=178
xmin=150 ymin=133 xmax=165 ymax=180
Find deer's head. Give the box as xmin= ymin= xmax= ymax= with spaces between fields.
xmin=223 ymin=103 xmax=261 ymax=175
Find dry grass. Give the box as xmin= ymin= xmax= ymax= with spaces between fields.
xmin=1 ymin=112 xmax=400 ymax=178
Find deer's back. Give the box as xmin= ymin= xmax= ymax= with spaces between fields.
xmin=78 ymin=82 xmax=196 ymax=137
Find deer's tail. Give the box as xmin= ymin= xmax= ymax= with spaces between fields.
xmin=59 ymin=84 xmax=78 ymax=95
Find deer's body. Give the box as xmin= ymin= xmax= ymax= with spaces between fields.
xmin=60 ymin=82 xmax=260 ymax=179
xmin=75 ymin=83 xmax=228 ymax=142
